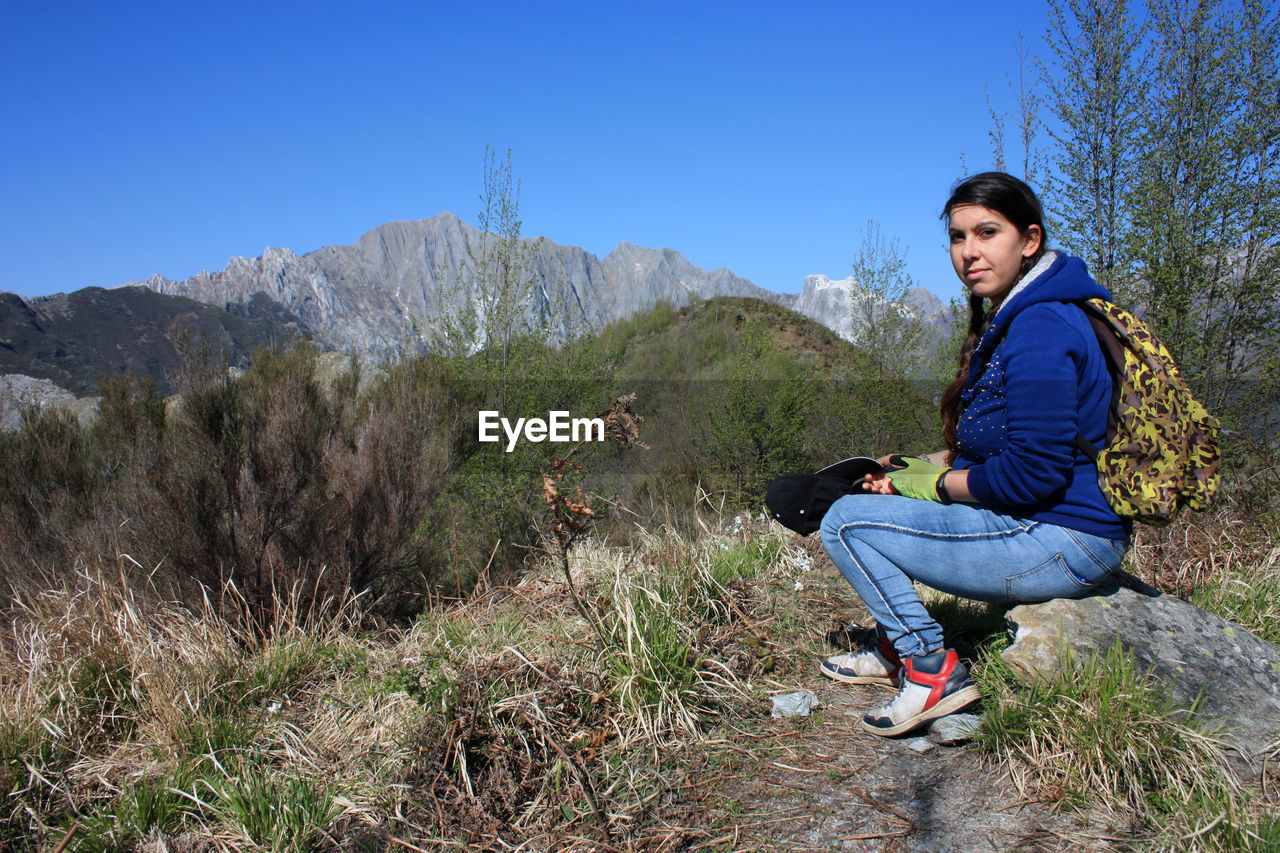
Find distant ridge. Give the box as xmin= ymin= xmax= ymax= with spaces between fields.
xmin=0 ymin=286 xmax=305 ymax=396
xmin=0 ymin=215 xmax=955 ymax=409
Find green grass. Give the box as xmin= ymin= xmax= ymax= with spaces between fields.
xmin=244 ymin=638 xmax=319 ymax=701
xmin=0 ymin=721 xmax=64 ymax=851
xmin=72 ymin=764 xmax=204 ymax=852
xmin=607 ymin=571 xmax=703 ymax=719
xmin=707 ymin=538 xmax=778 ymax=588
xmin=0 ymin=719 xmax=47 ymax=802
xmin=167 ymin=711 xmax=263 ymax=764
xmin=1192 ymin=571 xmax=1280 ymax=646
xmin=974 ymin=639 xmax=1271 ymax=848
xmin=68 ymin=755 xmax=339 ymax=853
xmin=200 ymin=760 xmax=340 ymax=852
xmin=602 ymin=535 xmax=788 ymax=723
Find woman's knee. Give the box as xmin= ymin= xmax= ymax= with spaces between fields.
xmin=819 ymin=491 xmax=849 ymax=537
xmin=818 ymin=494 xmax=861 ymax=547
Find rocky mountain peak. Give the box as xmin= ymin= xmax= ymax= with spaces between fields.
xmin=127 ymin=217 xmax=795 ymax=361
xmin=98 ymin=213 xmax=954 ymax=365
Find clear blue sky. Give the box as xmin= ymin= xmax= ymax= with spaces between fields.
xmin=1 ymin=1 xmax=1053 ymax=302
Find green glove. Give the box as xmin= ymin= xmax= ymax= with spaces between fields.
xmin=886 ymin=455 xmax=953 ymax=504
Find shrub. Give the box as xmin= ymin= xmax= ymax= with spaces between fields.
xmin=0 ymin=342 xmax=468 ymax=627
xmin=319 ymin=355 xmax=460 ymax=617
xmin=0 ymin=406 xmax=97 ymax=590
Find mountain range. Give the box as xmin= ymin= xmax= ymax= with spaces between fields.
xmin=1 ymin=213 xmax=952 ymax=407
xmin=129 ymin=213 xmax=950 ymax=359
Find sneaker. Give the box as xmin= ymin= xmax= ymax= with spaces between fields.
xmin=860 ymin=648 xmax=980 ymax=737
xmin=820 ymin=624 xmax=903 ymax=687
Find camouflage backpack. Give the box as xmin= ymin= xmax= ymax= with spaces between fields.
xmin=1073 ymin=298 xmax=1222 ymax=526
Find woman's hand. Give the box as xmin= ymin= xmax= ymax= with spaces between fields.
xmin=862 ymin=472 xmax=896 ymax=495
xmin=885 ymin=456 xmax=952 ymax=502
xmin=868 ymin=454 xmax=908 ymax=494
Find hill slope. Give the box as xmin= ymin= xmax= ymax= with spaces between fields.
xmin=0 ymin=286 xmax=305 ymax=396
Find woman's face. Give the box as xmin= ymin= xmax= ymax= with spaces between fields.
xmin=947 ymin=204 xmax=1042 ymax=305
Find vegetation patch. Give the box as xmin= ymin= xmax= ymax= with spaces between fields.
xmin=975 ymin=639 xmax=1276 ymax=850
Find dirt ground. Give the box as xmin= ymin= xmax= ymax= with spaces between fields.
xmin=694 ymin=677 xmax=1116 ymax=852
xmin=680 ymin=533 xmax=1121 ymax=853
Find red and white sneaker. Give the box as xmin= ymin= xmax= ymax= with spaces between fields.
xmin=820 ymin=625 xmax=903 ymax=687
xmin=860 ymin=648 xmax=980 ymax=737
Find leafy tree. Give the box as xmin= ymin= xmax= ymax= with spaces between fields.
xmin=1035 ymin=0 xmax=1279 ymax=432
xmin=700 ymin=321 xmax=811 ymax=505
xmin=1128 ymin=0 xmax=1280 ymax=416
xmin=848 ymin=221 xmax=931 ymax=381
xmin=428 ymin=147 xmax=611 ymax=582
xmin=846 ymin=221 xmax=937 ymax=452
xmin=1039 ymin=0 xmax=1147 ymax=295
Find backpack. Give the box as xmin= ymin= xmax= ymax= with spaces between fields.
xmin=1073 ymin=297 xmax=1222 ymax=526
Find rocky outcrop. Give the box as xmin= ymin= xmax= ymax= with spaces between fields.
xmin=783 ymin=276 xmax=951 ymax=342
xmin=786 ymin=275 xmax=866 ymax=341
xmin=0 ymin=374 xmax=96 ymax=431
xmin=1002 ymin=586 xmax=1280 ymax=763
xmin=780 ymin=276 xmax=952 ymax=378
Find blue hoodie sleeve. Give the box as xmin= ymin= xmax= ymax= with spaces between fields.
xmin=965 ymin=304 xmax=1094 ymax=506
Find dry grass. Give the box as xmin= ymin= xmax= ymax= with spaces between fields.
xmin=4 ymin=499 xmax=1278 ymax=851
xmin=1 ymin=516 xmax=830 ymax=851
xmin=1125 ymin=507 xmax=1280 ymax=645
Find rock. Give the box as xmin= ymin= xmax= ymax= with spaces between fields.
xmin=787 ymin=275 xmax=953 ymax=345
xmin=927 ymin=713 xmax=983 ymax=746
xmin=770 ymin=690 xmax=820 ymax=718
xmin=906 ymin=737 xmax=936 ymax=754
xmin=0 ymin=374 xmax=96 ymax=431
xmin=1002 ymin=586 xmax=1280 ymax=762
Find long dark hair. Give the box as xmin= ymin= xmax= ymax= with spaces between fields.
xmin=938 ymin=172 xmax=1049 ymax=458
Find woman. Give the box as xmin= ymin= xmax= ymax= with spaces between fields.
xmin=818 ymin=172 xmax=1131 ymax=737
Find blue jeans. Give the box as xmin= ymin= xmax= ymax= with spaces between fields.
xmin=819 ymin=494 xmax=1128 ymax=659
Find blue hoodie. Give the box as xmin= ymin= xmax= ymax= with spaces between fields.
xmin=951 ymin=251 xmax=1130 ymax=540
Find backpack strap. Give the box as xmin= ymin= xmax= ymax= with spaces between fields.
xmin=1073 ymin=299 xmax=1126 ymax=461
xmin=1074 ymin=432 xmax=1100 ymax=460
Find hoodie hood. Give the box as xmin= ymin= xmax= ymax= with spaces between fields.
xmin=975 ymin=251 xmax=1111 ymax=358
